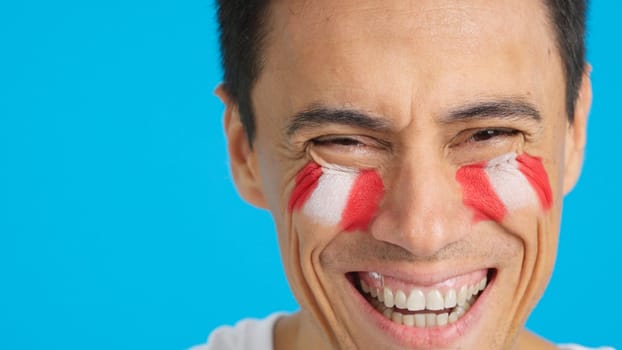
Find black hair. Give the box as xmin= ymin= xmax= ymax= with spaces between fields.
xmin=543 ymin=0 xmax=589 ymax=123
xmin=217 ymin=1 xmax=271 ymax=144
xmin=217 ymin=0 xmax=588 ymax=143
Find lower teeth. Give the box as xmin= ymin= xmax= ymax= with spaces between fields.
xmin=365 ymin=289 xmax=482 ymax=328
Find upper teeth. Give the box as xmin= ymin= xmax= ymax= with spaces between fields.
xmin=361 ymin=275 xmax=487 ymax=311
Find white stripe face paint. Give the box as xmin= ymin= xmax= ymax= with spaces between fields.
xmin=302 ymin=167 xmax=358 ymax=225
xmin=484 ymin=153 xmax=539 ymax=211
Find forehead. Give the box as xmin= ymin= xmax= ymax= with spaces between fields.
xmin=255 ymin=0 xmax=562 ymax=130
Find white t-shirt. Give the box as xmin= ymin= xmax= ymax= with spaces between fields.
xmin=190 ymin=313 xmax=284 ymax=350
xmin=190 ymin=313 xmax=615 ymax=350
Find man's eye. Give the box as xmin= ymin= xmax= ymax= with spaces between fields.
xmin=306 ymin=135 xmax=389 ymax=169
xmin=468 ymin=128 xmax=519 ymax=142
xmin=312 ymin=136 xmax=366 ymax=147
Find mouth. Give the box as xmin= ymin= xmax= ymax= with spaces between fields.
xmin=348 ymin=268 xmax=495 ymax=329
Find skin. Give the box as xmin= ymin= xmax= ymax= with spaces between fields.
xmin=219 ymin=0 xmax=592 ymax=349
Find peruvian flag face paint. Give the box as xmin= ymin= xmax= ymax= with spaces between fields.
xmin=456 ymin=152 xmax=553 ymax=223
xmin=288 ymin=162 xmax=384 ymax=232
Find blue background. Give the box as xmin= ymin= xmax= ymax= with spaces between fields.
xmin=0 ymin=1 xmax=619 ymax=349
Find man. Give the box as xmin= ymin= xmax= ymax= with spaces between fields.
xmin=196 ymin=0 xmax=612 ymax=349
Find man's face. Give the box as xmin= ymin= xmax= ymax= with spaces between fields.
xmin=225 ymin=0 xmax=588 ymax=349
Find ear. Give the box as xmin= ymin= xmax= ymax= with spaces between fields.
xmin=216 ymin=85 xmax=268 ymax=208
xmin=562 ymin=65 xmax=592 ymax=194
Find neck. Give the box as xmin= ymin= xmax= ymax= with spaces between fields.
xmin=274 ymin=311 xmax=335 ymax=350
xmin=516 ymin=330 xmax=558 ymax=350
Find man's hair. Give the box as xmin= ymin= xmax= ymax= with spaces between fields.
xmin=217 ymin=1 xmax=588 ymax=143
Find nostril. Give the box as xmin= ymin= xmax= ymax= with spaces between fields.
xmin=368 ymin=201 xmax=472 ymax=258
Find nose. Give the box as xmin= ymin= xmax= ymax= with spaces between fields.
xmin=369 ymin=150 xmax=471 ymax=258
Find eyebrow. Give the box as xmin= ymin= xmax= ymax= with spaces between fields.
xmin=442 ymin=99 xmax=542 ymax=124
xmin=285 ymin=106 xmax=392 ymax=137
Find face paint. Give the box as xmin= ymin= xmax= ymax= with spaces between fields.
xmin=456 ymin=152 xmax=553 ymax=223
xmin=288 ymin=162 xmax=384 ymax=231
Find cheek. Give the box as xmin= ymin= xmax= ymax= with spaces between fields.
xmin=288 ymin=162 xmax=385 ymax=232
xmin=456 ymin=153 xmax=553 ymax=223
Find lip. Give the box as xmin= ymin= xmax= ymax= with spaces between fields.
xmin=344 ymin=268 xmax=495 ymax=348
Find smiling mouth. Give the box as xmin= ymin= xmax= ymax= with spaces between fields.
xmin=350 ymin=269 xmax=495 ymax=328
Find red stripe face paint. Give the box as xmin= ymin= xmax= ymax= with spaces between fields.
xmin=288 ymin=162 xmax=323 ymax=212
xmin=516 ymin=154 xmax=553 ymax=210
xmin=288 ymin=162 xmax=384 ymax=232
xmin=455 ymin=161 xmax=507 ymax=222
xmin=339 ymin=169 xmax=385 ymax=231
xmin=456 ymin=153 xmax=553 ymax=223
